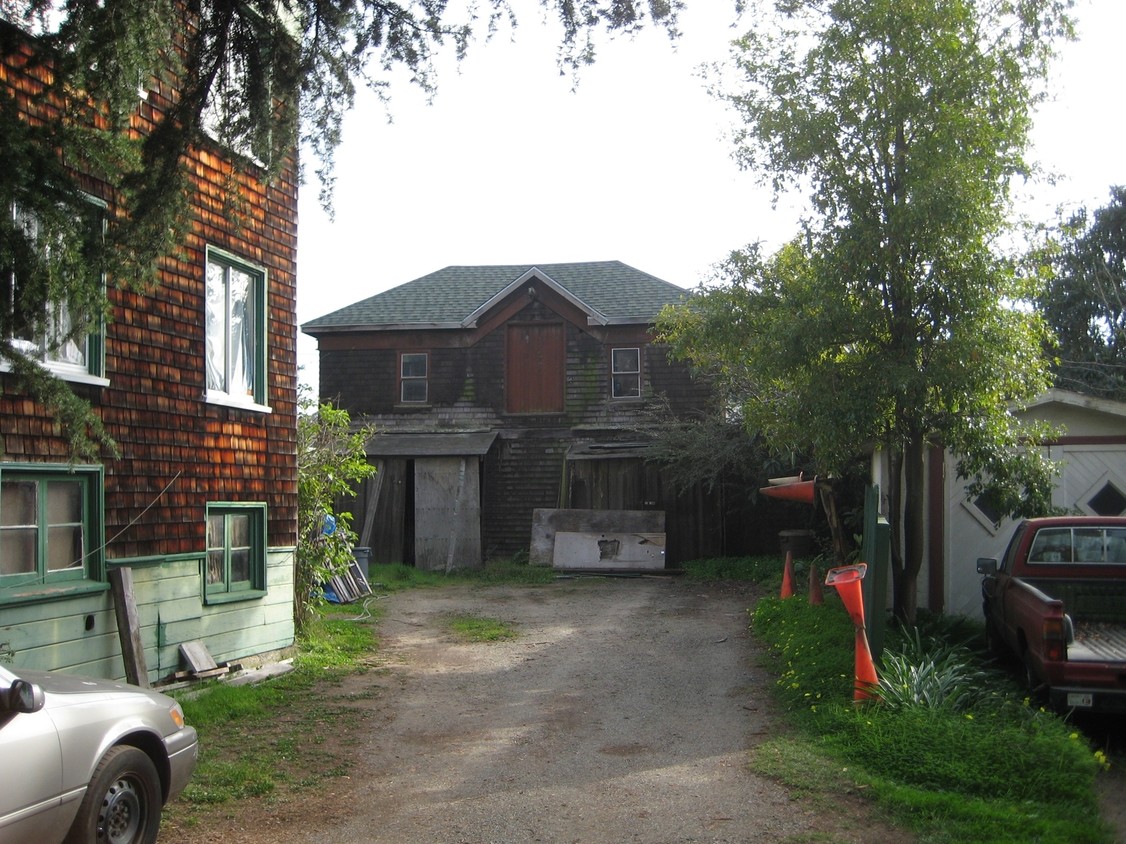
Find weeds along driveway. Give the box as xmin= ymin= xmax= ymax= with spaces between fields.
xmin=170 ymin=577 xmax=909 ymax=843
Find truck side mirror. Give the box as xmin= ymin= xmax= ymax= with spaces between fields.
xmin=976 ymin=557 xmax=998 ymax=576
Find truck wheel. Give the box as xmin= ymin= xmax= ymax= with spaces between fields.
xmin=63 ymin=745 xmax=162 ymax=844
xmin=1023 ymin=650 xmax=1046 ymax=700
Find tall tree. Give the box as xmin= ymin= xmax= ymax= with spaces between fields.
xmin=0 ymin=0 xmax=690 ymax=454
xmin=658 ymin=0 xmax=1070 ymax=622
xmin=1037 ymin=186 xmax=1126 ymax=399
xmin=295 ymin=389 xmax=376 ymax=633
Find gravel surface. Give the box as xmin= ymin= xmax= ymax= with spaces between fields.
xmin=165 ymin=577 xmax=912 ymax=843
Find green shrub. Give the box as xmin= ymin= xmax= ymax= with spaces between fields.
xmin=750 ymin=589 xmax=1112 ymax=843
xmin=876 ymin=628 xmax=993 ymax=712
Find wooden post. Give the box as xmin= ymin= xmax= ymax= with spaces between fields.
xmin=109 ymin=566 xmax=149 ymax=688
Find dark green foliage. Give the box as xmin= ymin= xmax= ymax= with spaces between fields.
xmin=684 ymin=555 xmax=784 ymax=583
xmin=660 ymin=0 xmax=1073 ymax=621
xmin=1037 ymin=186 xmax=1126 ymax=400
xmin=295 ymin=392 xmax=377 ymax=632
xmin=751 ymin=590 xmax=1112 ymax=843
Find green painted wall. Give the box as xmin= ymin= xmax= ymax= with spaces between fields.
xmin=0 ymin=548 xmax=295 ymax=685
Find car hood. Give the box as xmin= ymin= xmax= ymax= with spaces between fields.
xmin=12 ymin=668 xmax=173 ymax=706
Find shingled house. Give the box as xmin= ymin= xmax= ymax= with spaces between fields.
xmin=1 ymin=12 xmax=298 ymax=682
xmin=303 ymin=261 xmax=730 ymax=570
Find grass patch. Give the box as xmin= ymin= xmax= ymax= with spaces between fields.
xmin=750 ymin=589 xmax=1114 ymax=843
xmin=363 ymin=555 xmax=556 ymax=591
xmin=166 ymin=607 xmax=380 ymax=821
xmin=446 ymin=613 xmax=519 ymax=642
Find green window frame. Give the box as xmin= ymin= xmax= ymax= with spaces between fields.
xmin=205 ymin=502 xmax=267 ymax=603
xmin=0 ymin=464 xmax=105 ymax=604
xmin=2 ymin=199 xmax=107 ymax=383
xmin=205 ymin=246 xmax=268 ymax=408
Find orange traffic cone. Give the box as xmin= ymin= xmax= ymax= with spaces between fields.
xmin=808 ymin=562 xmax=824 ymax=605
xmin=780 ymin=550 xmax=795 ymax=598
xmin=759 ymin=479 xmax=816 ymax=504
xmin=824 ymin=563 xmax=879 ymax=701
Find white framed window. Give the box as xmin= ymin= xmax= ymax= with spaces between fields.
xmin=611 ymin=347 xmax=641 ymax=399
xmin=205 ymin=502 xmax=266 ymax=603
xmin=205 ymin=246 xmax=267 ymax=409
xmin=2 ymin=200 xmax=107 ymax=383
xmin=0 ymin=464 xmax=104 ymax=603
xmin=199 ymin=1 xmax=274 ymax=167
xmin=400 ymin=352 xmax=428 ymax=404
xmin=0 ymin=1 xmax=65 ymax=35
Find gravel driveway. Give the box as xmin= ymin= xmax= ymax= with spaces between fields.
xmin=170 ymin=577 xmax=909 ymax=843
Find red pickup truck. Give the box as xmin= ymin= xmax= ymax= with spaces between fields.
xmin=977 ymin=516 xmax=1126 ymax=713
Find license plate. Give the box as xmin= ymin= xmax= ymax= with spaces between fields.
xmin=1066 ymin=692 xmax=1094 ymax=708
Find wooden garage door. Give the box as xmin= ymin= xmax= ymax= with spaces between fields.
xmin=506 ymin=323 xmax=564 ymax=413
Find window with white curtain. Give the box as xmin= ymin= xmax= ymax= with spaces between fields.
xmin=205 ymin=247 xmax=266 ymax=407
xmin=2 ymin=200 xmax=105 ymax=380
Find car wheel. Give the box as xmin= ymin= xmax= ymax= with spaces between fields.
xmin=63 ymin=745 xmax=162 ymax=844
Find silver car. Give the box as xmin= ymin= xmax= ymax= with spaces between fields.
xmin=0 ymin=663 xmax=198 ymax=844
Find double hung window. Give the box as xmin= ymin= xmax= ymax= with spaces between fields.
xmin=205 ymin=247 xmax=267 ymax=408
xmin=611 ymin=348 xmax=641 ymax=399
xmin=400 ymin=353 xmax=428 ymax=403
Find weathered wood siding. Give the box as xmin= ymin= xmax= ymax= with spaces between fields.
xmin=0 ymin=550 xmax=294 ymax=684
xmin=316 ymin=287 xmax=718 ymax=559
xmin=414 ymin=457 xmax=482 ymax=570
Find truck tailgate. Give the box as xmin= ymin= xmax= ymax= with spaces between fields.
xmin=1069 ymin=621 xmax=1126 ymax=662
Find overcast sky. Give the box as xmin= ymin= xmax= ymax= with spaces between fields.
xmin=295 ymin=0 xmax=1124 ymax=390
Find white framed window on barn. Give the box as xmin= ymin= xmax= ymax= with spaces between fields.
xmin=205 ymin=246 xmax=267 ymax=409
xmin=611 ymin=347 xmax=641 ymax=399
xmin=399 ymin=352 xmax=429 ymax=403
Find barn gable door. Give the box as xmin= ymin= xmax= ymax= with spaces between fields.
xmin=506 ymin=323 xmax=564 ymax=413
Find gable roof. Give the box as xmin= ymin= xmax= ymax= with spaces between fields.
xmin=301 ymin=261 xmax=690 ymax=334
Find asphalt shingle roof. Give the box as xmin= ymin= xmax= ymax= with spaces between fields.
xmin=302 ymin=261 xmax=690 ymax=333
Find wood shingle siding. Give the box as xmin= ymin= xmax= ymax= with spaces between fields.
xmin=1 ymin=11 xmax=298 ymax=680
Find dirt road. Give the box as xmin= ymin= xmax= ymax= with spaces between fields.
xmin=170 ymin=577 xmax=909 ymax=843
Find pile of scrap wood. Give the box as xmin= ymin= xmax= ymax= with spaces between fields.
xmin=324 ymin=560 xmax=372 ymax=604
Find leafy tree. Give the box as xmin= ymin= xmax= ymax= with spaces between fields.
xmin=658 ymin=0 xmax=1070 ymax=622
xmin=0 ymin=0 xmax=691 ymax=455
xmin=1037 ymin=186 xmax=1126 ymax=399
xmin=295 ymin=389 xmax=377 ymax=632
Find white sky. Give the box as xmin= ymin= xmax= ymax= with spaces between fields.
xmin=295 ymin=0 xmax=1124 ymax=390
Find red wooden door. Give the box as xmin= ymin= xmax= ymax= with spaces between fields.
xmin=506 ymin=323 xmax=564 ymax=413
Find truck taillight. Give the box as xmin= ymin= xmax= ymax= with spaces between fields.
xmin=1044 ymin=618 xmax=1066 ymax=661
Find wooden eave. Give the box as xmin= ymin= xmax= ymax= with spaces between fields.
xmin=314 ymin=280 xmax=659 ymax=352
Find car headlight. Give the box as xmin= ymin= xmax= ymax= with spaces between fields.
xmin=169 ymin=703 xmax=186 ymax=730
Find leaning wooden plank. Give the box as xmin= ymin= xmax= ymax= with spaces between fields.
xmin=359 ymin=459 xmax=385 ymax=549
xmin=108 ymin=567 xmax=149 ymax=688
xmin=180 ymin=640 xmax=219 ymax=673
